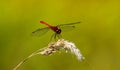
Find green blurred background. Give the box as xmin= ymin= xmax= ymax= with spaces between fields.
xmin=0 ymin=0 xmax=120 ymax=70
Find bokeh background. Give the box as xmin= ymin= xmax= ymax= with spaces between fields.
xmin=0 ymin=0 xmax=120 ymax=70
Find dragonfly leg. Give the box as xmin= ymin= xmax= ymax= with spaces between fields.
xmin=56 ymin=34 xmax=62 ymax=39
xmin=49 ymin=33 xmax=55 ymax=42
xmin=54 ymin=33 xmax=57 ymax=41
xmin=50 ymin=33 xmax=62 ymax=42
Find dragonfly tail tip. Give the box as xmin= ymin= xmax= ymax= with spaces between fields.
xmin=40 ymin=21 xmax=45 ymax=24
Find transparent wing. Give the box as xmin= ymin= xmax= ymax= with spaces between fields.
xmin=58 ymin=22 xmax=80 ymax=26
xmin=31 ymin=27 xmax=49 ymax=37
xmin=59 ymin=25 xmax=76 ymax=32
xmin=58 ymin=22 xmax=80 ymax=32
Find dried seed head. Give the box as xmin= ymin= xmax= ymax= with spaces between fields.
xmin=38 ymin=39 xmax=84 ymax=61
xmin=13 ymin=39 xmax=85 ymax=70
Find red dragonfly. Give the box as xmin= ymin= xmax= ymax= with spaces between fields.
xmin=32 ymin=21 xmax=80 ymax=39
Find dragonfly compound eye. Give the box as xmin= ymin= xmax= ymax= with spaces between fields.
xmin=56 ymin=29 xmax=61 ymax=34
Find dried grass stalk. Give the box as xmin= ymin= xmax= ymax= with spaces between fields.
xmin=13 ymin=39 xmax=84 ymax=70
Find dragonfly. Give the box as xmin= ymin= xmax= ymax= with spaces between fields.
xmin=32 ymin=21 xmax=80 ymax=39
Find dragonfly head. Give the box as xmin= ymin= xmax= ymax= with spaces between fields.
xmin=56 ymin=29 xmax=61 ymax=34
